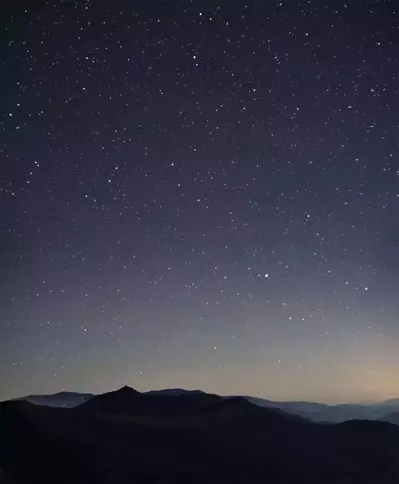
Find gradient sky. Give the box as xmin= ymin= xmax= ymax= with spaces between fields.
xmin=1 ymin=0 xmax=399 ymax=404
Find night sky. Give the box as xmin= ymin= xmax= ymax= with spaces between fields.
xmin=1 ymin=0 xmax=399 ymax=404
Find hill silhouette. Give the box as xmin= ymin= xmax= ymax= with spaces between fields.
xmin=380 ymin=412 xmax=399 ymax=425
xmin=14 ymin=391 xmax=94 ymax=408
xmin=2 ymin=386 xmax=399 ymax=483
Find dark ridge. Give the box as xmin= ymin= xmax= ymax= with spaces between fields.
xmin=146 ymin=388 xmax=205 ymax=396
xmin=77 ymin=385 xmax=221 ymax=419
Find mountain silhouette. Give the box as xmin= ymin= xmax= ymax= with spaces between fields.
xmin=3 ymin=387 xmax=399 ymax=483
xmin=380 ymin=412 xmax=399 ymax=425
xmin=382 ymin=398 xmax=399 ymax=407
xmin=77 ymin=385 xmax=222 ymax=421
xmin=246 ymin=396 xmax=399 ymax=422
xmin=14 ymin=387 xmax=399 ymax=424
xmin=146 ymin=388 xmax=206 ymax=396
xmin=14 ymin=391 xmax=94 ymax=408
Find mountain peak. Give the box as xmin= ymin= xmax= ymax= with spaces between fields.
xmin=117 ymin=385 xmax=139 ymax=394
xmin=76 ymin=385 xmax=140 ymax=414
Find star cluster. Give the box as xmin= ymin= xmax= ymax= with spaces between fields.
xmin=1 ymin=0 xmax=399 ymax=403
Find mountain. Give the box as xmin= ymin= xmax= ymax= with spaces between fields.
xmin=15 ymin=391 xmax=94 ymax=408
xmin=2 ymin=386 xmax=399 ymax=483
xmin=380 ymin=412 xmax=399 ymax=425
xmin=77 ymin=385 xmax=222 ymax=420
xmin=247 ymin=396 xmax=399 ymax=423
xmin=13 ymin=387 xmax=399 ymax=422
xmin=382 ymin=398 xmax=399 ymax=407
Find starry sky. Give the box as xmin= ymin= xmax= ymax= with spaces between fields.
xmin=1 ymin=0 xmax=399 ymax=404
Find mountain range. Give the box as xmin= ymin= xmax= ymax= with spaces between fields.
xmin=2 ymin=386 xmax=399 ymax=483
xmin=245 ymin=395 xmax=399 ymax=423
xmin=15 ymin=388 xmax=399 ymax=423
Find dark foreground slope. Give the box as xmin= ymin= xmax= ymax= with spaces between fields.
xmin=2 ymin=387 xmax=399 ymax=483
